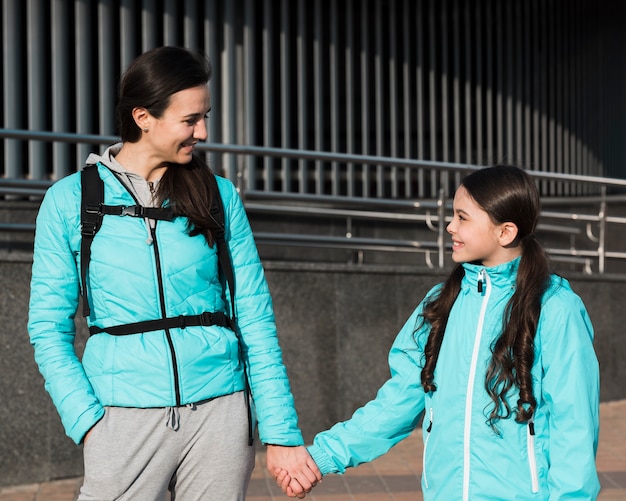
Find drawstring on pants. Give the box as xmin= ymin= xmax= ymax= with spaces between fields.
xmin=165 ymin=403 xmax=197 ymax=431
xmin=165 ymin=407 xmax=180 ymax=431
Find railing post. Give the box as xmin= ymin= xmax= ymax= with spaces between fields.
xmin=237 ymin=158 xmax=246 ymax=199
xmin=598 ymin=185 xmax=607 ymax=274
xmin=437 ymin=188 xmax=446 ymax=269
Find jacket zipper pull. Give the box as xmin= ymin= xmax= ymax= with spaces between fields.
xmin=528 ymin=419 xmax=535 ymax=436
xmin=477 ymin=269 xmax=485 ymax=293
xmin=426 ymin=408 xmax=433 ymax=433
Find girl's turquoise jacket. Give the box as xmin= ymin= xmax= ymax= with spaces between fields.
xmin=28 ymin=161 xmax=303 ymax=447
xmin=308 ymin=258 xmax=600 ymax=500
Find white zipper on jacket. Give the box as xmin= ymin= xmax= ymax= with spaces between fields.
xmin=527 ymin=418 xmax=539 ymax=493
xmin=463 ymin=268 xmax=491 ymax=501
xmin=422 ymin=407 xmax=434 ymax=489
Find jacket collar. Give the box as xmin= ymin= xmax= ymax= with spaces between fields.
xmin=461 ymin=257 xmax=520 ymax=290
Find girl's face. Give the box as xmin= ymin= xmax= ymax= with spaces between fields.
xmin=447 ymin=185 xmax=519 ymax=267
xmin=146 ymin=84 xmax=211 ymax=165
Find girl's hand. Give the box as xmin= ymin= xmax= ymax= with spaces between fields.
xmin=274 ymin=468 xmax=301 ymax=498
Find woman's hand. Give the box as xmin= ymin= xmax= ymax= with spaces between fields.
xmin=266 ymin=445 xmax=322 ymax=498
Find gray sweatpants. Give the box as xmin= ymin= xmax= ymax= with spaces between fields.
xmin=78 ymin=392 xmax=255 ymax=501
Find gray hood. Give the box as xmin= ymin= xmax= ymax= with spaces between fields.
xmin=86 ymin=143 xmax=162 ymax=243
xmin=86 ymin=142 xmax=159 ymax=208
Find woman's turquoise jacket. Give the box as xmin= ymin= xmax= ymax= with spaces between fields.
xmin=28 ymin=160 xmax=304 ymax=447
xmin=308 ymin=258 xmax=600 ymax=500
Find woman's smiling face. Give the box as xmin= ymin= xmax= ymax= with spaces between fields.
xmin=147 ymin=84 xmax=211 ymax=165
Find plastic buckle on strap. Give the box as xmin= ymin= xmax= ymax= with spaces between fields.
xmin=121 ymin=205 xmax=144 ymax=217
xmin=85 ymin=204 xmax=101 ymax=215
xmin=200 ymin=312 xmax=213 ymax=326
xmin=81 ymin=221 xmax=98 ymax=237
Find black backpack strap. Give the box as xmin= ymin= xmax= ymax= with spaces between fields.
xmin=208 ymin=174 xmax=255 ymax=446
xmin=80 ymin=164 xmax=103 ymax=317
xmin=80 ymin=165 xmax=175 ymax=317
xmin=208 ymin=186 xmax=235 ymax=325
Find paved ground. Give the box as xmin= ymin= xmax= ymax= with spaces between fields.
xmin=2 ymin=400 xmax=625 ymax=500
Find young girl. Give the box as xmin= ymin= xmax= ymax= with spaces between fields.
xmin=28 ymin=46 xmax=320 ymax=500
xmin=277 ymin=165 xmax=600 ymax=500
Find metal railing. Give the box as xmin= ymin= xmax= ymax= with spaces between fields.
xmin=2 ymin=129 xmax=626 ymax=275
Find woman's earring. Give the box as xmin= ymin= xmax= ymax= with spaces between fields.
xmin=142 ymin=128 xmax=149 ymax=133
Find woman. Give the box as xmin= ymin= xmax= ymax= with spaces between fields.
xmin=28 ymin=46 xmax=320 ymax=500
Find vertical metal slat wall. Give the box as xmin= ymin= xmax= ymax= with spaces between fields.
xmin=1 ymin=0 xmax=626 ymax=199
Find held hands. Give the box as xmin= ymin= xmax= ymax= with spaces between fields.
xmin=274 ymin=468 xmax=307 ymax=498
xmin=266 ymin=445 xmax=322 ymax=498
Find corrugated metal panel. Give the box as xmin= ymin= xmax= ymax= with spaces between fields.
xmin=27 ymin=0 xmax=47 ymax=180
xmin=3 ymin=1 xmax=23 ymax=179
xmin=279 ymin=0 xmax=293 ymax=193
xmin=52 ymin=0 xmax=71 ymax=179
xmin=1 ymin=0 xmax=626 ymax=199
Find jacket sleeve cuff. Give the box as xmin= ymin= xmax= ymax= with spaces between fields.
xmin=259 ymin=428 xmax=304 ymax=447
xmin=307 ymin=444 xmax=344 ymax=476
xmin=68 ymin=406 xmax=105 ymax=445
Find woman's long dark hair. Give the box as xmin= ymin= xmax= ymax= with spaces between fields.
xmin=116 ymin=46 xmax=219 ymax=246
xmin=420 ymin=166 xmax=551 ymax=428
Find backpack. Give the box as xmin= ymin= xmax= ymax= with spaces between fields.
xmin=79 ymin=163 xmax=253 ymax=445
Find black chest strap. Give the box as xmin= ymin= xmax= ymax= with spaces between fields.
xmin=99 ymin=203 xmax=174 ymax=220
